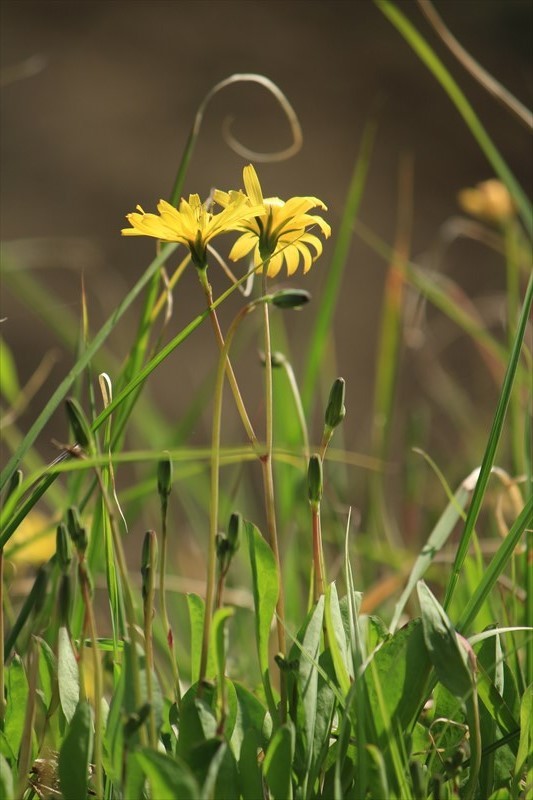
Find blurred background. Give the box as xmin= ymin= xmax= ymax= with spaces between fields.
xmin=1 ymin=1 xmax=531 ymax=552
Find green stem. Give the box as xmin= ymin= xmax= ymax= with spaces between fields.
xmin=79 ymin=563 xmax=103 ymax=800
xmin=143 ymin=534 xmax=158 ymax=747
xmin=199 ymin=302 xmax=257 ymax=686
xmin=261 ymin=270 xmax=287 ymax=723
xmin=159 ymin=500 xmax=181 ymax=705
xmin=15 ymin=637 xmax=38 ymax=800
xmin=198 ymin=269 xmax=259 ymax=448
xmin=311 ymin=505 xmax=326 ymax=601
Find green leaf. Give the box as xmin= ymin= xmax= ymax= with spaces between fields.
xmin=4 ymin=656 xmax=28 ymax=758
xmin=294 ymin=596 xmax=324 ymax=785
xmin=264 ymin=720 xmax=296 ymax=800
xmin=188 ymin=593 xmax=215 ymax=682
xmin=0 ymin=337 xmax=19 ymax=404
xmin=0 ymin=753 xmax=14 ymax=800
xmin=134 ymin=749 xmax=200 ymax=800
xmin=513 ymin=684 xmax=532 ymax=795
xmin=418 ymin=581 xmax=472 ymax=699
xmin=37 ymin=636 xmax=57 ymax=713
xmin=307 ymin=650 xmax=337 ymax=795
xmin=239 ymin=729 xmax=263 ymax=800
xmin=231 ymin=681 xmax=269 ymax=761
xmin=365 ymin=618 xmax=431 ymax=742
xmin=325 ymin=582 xmax=352 ymax=696
xmin=245 ymin=519 xmax=279 ymax=716
xmin=389 ymin=484 xmax=470 ymax=632
xmin=58 ymin=700 xmax=94 ymax=800
xmin=57 ymin=626 xmax=80 ymax=724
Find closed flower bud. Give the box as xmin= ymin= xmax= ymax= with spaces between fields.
xmin=325 ymin=378 xmax=346 ymax=430
xmin=227 ymin=512 xmax=242 ymax=554
xmin=270 ymin=289 xmax=311 ymax=310
xmin=157 ymin=453 xmax=173 ymax=499
xmin=56 ymin=522 xmax=72 ymax=572
xmin=259 ymin=350 xmax=285 ymax=368
xmin=307 ymin=454 xmax=323 ymax=506
xmin=65 ymin=397 xmax=93 ymax=451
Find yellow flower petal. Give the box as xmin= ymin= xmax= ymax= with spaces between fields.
xmin=243 ymin=164 xmax=264 ymax=206
xmin=228 ymin=232 xmax=257 ymax=262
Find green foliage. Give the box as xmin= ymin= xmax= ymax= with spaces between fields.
xmin=2 ymin=9 xmax=531 ymax=799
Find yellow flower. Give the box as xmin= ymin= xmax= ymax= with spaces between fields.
xmin=458 ymin=179 xmax=515 ymax=224
xmin=122 ymin=191 xmax=262 ymax=269
xmin=214 ymin=165 xmax=331 ymax=278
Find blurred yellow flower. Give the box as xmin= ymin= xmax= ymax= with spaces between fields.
xmin=122 ymin=192 xmax=262 ymax=269
xmin=458 ymin=179 xmax=515 ymax=224
xmin=215 ymin=165 xmax=331 ymax=278
xmin=6 ymin=510 xmax=55 ymax=566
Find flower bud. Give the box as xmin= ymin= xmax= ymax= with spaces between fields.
xmin=157 ymin=453 xmax=173 ymax=499
xmin=227 ymin=512 xmax=242 ymax=555
xmin=324 ymin=378 xmax=346 ymax=430
xmin=270 ymin=289 xmax=311 ymax=310
xmin=66 ymin=506 xmax=88 ymax=555
xmin=56 ymin=522 xmax=72 ymax=572
xmin=259 ymin=350 xmax=285 ymax=368
xmin=307 ymin=454 xmax=323 ymax=506
xmin=65 ymin=397 xmax=93 ymax=451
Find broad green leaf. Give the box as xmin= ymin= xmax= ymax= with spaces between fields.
xmin=58 ymin=700 xmax=93 ymax=800
xmin=37 ymin=636 xmax=56 ymax=713
xmin=176 ymin=685 xmax=217 ymax=761
xmin=325 ymin=582 xmax=351 ymax=696
xmin=57 ymin=626 xmax=79 ymax=724
xmin=365 ymin=617 xmax=431 ymax=742
xmin=134 ymin=749 xmax=200 ymax=800
xmin=418 ymin=581 xmax=472 ymax=698
xmin=200 ymin=739 xmax=239 ymax=800
xmin=4 ymin=655 xmax=28 ymax=758
xmin=264 ymin=720 xmax=296 ymax=800
xmin=295 ymin=596 xmax=324 ymax=786
xmin=188 ymin=593 xmax=215 ymax=682
xmin=239 ymin=728 xmax=263 ymax=800
xmin=231 ymin=683 xmax=270 ymax=760
xmin=307 ymin=650 xmax=337 ymax=795
xmin=246 ymin=519 xmax=279 ymax=716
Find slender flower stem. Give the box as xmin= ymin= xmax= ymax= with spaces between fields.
xmin=143 ymin=532 xmax=158 ymax=747
xmin=197 ymin=269 xmax=259 ymax=449
xmin=199 ymin=302 xmax=257 ymax=686
xmin=311 ymin=506 xmax=326 ymax=601
xmin=261 ymin=269 xmax=287 ymax=722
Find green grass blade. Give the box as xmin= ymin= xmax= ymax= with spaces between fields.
xmin=444 ymin=272 xmax=533 ymax=610
xmin=375 ymin=0 xmax=533 ymax=237
xmin=0 ymin=243 xmax=177 ymax=493
xmin=301 ymin=118 xmax=376 ymax=413
xmin=457 ymin=495 xmax=533 ymax=633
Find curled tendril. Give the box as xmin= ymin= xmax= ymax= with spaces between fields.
xmin=170 ymin=73 xmax=303 ymax=206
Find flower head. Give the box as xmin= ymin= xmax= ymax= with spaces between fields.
xmin=122 ymin=191 xmax=262 ymax=269
xmin=215 ymin=165 xmax=331 ymax=278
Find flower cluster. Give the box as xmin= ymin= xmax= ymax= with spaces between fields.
xmin=122 ymin=165 xmax=331 ymax=276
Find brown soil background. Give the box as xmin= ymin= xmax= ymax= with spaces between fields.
xmin=1 ymin=0 xmax=532 ymax=500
